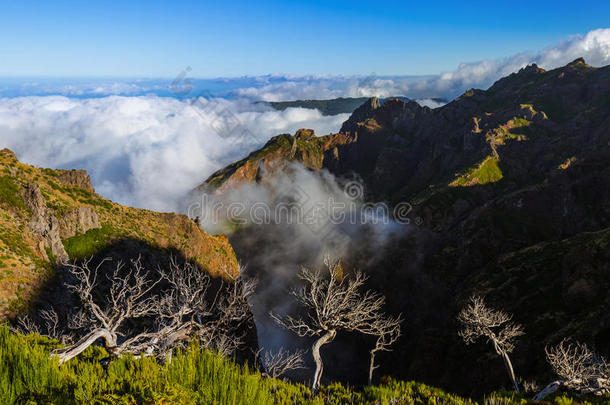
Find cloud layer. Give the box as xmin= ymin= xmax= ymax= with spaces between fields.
xmin=0 ymin=29 xmax=609 ymax=214
xmin=187 ymin=164 xmax=406 ymax=358
xmin=0 ymin=95 xmax=348 ymax=211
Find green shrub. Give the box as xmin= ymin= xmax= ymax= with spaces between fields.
xmin=1 ymin=326 xmax=608 ymax=404
xmin=0 ymin=176 xmax=27 ymax=211
xmin=451 ymin=156 xmax=503 ymax=187
xmin=0 ymin=326 xmax=312 ymax=404
xmin=62 ymin=224 xmax=116 ymax=260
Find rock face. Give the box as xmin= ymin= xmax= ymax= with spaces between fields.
xmin=57 ymin=206 xmax=101 ymax=239
xmin=56 ymin=169 xmax=95 ymax=192
xmin=339 ymin=95 xmax=381 ymax=132
xmin=22 ymin=178 xmax=101 ymax=263
xmin=199 ymin=59 xmax=610 ymax=393
xmin=22 ymin=183 xmax=69 ymax=263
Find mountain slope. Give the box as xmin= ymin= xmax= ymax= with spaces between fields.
xmin=0 ymin=149 xmax=238 ymax=318
xmin=197 ymin=58 xmax=610 ymax=394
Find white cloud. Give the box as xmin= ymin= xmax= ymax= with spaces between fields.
xmin=3 ymin=29 xmax=608 ymax=103
xmin=415 ymin=98 xmax=446 ymax=109
xmin=0 ymin=95 xmax=348 ymax=212
xmin=233 ymin=28 xmax=610 ymax=101
xmin=1 ymin=29 xmax=609 ymax=214
xmin=538 ymin=29 xmax=610 ymax=68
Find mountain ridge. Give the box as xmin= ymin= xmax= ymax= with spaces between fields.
xmin=197 ymin=58 xmax=610 ymax=393
xmin=0 ymin=149 xmax=238 ymax=318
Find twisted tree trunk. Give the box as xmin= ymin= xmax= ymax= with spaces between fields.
xmin=534 ymin=381 xmax=563 ymax=400
xmin=534 ymin=379 xmax=609 ymax=400
xmin=54 ymin=328 xmax=117 ymax=365
xmin=368 ymin=350 xmax=377 ymax=386
xmin=501 ymin=350 xmax=520 ymax=393
xmin=311 ymin=330 xmax=336 ymax=391
xmin=493 ymin=340 xmax=519 ymax=393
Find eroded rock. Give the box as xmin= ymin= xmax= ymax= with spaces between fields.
xmin=22 ymin=183 xmax=69 ymax=263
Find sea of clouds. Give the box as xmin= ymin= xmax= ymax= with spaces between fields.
xmin=0 ymin=28 xmax=609 ymax=213
xmin=0 ymin=96 xmax=349 ymax=211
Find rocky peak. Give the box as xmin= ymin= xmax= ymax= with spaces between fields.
xmin=367 ymin=96 xmax=381 ymax=110
xmin=0 ymin=148 xmax=17 ymax=160
xmin=518 ymin=63 xmax=546 ymax=75
xmin=567 ymin=57 xmax=588 ymax=67
xmin=340 ymin=96 xmax=381 ymax=133
xmin=294 ymin=128 xmax=315 ymax=140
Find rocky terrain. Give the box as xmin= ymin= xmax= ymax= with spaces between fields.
xmin=200 ymin=58 xmax=610 ymax=395
xmin=0 ymin=149 xmax=238 ymax=319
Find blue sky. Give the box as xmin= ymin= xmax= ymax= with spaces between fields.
xmin=2 ymin=0 xmax=610 ymax=77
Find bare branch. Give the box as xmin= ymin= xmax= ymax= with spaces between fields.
xmin=271 ymin=254 xmax=399 ymax=390
xmin=64 ymin=256 xmax=160 ymax=334
xmin=457 ymin=296 xmax=523 ymax=354
xmin=39 ymin=308 xmax=60 ymax=338
xmin=457 ymin=295 xmax=523 ymax=392
xmin=263 ymin=347 xmax=307 ymax=379
xmin=14 ymin=314 xmax=39 ymax=335
xmin=367 ymin=314 xmax=402 ymax=385
xmin=534 ymin=339 xmax=610 ymax=400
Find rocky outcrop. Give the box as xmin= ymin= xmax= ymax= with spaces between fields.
xmin=339 ymin=96 xmax=380 ymax=133
xmin=22 ymin=183 xmax=69 ymax=263
xmin=21 ymin=182 xmax=101 ymax=262
xmin=56 ymin=169 xmax=95 ymax=192
xmin=57 ymin=206 xmax=101 ymax=239
xmin=200 ymin=129 xmax=354 ymax=194
xmin=0 ymin=148 xmax=17 ymax=160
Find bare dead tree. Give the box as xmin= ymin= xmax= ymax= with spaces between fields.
xmin=53 ymin=257 xmax=161 ymax=364
xmin=368 ymin=315 xmax=402 ymax=386
xmin=457 ymin=295 xmax=524 ymax=393
xmin=203 ymin=266 xmax=257 ymax=356
xmin=39 ymin=308 xmax=60 ymax=339
xmin=262 ymin=347 xmax=307 ymax=379
xmin=13 ymin=308 xmax=73 ymax=344
xmin=52 ymin=256 xmax=255 ymax=365
xmin=271 ymin=256 xmax=396 ymax=391
xmin=154 ymin=259 xmax=256 ymax=359
xmin=534 ymin=339 xmax=610 ymax=400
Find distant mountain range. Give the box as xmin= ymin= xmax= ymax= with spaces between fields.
xmin=267 ymin=96 xmax=447 ymax=115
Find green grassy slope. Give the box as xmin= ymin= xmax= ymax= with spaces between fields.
xmin=1 ymin=326 xmax=607 ymax=405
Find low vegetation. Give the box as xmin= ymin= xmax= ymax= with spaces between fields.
xmin=1 ymin=326 xmax=608 ymax=405
xmin=450 ymin=156 xmax=504 ymax=187
xmin=62 ymin=224 xmax=116 ymax=260
xmin=0 ymin=176 xmax=27 ymax=212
